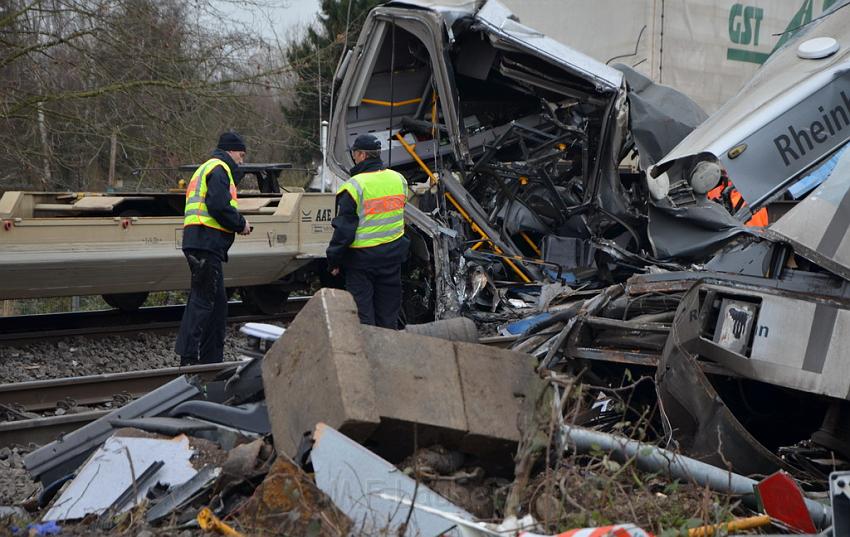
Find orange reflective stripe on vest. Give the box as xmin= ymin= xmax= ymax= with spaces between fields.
xmin=183 ymin=158 xmax=239 ymax=232
xmin=338 ymin=168 xmax=407 ymax=248
xmin=363 ymin=194 xmax=406 ymax=215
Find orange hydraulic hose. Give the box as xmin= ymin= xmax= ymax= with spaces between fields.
xmin=520 ymin=231 xmax=542 ymax=257
xmin=394 ymin=133 xmax=437 ymax=186
xmin=393 ymin=131 xmax=530 ymax=283
xmin=360 ymin=97 xmax=422 ymax=107
xmin=688 ymin=515 xmax=771 ymax=537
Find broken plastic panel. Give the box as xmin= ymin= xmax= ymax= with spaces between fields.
xmin=43 ymin=435 xmax=198 ymax=522
xmin=25 ymin=375 xmax=201 ymax=486
xmin=310 ymin=422 xmax=478 ymax=537
xmin=146 ymin=465 xmax=221 ymax=524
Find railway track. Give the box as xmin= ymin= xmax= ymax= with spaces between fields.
xmin=0 ymin=302 xmax=516 ymax=448
xmin=0 ymin=296 xmax=308 ymax=344
xmin=0 ymin=296 xmax=310 ymax=446
xmin=0 ymin=362 xmax=238 ymax=447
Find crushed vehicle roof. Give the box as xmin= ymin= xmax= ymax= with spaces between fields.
xmin=386 ymin=0 xmax=623 ymax=90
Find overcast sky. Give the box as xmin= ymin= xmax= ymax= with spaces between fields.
xmin=218 ymin=0 xmax=322 ymax=41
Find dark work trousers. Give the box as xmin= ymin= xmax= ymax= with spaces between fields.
xmin=344 ymin=264 xmax=402 ymax=329
xmin=175 ymin=250 xmax=227 ymax=365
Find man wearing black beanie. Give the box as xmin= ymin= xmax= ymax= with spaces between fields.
xmin=175 ymin=131 xmax=251 ymax=365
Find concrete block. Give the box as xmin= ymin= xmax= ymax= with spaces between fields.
xmin=363 ymin=327 xmax=468 ymax=432
xmin=262 ymin=289 xmax=379 ymax=457
xmin=455 ymin=340 xmax=538 ymax=445
xmin=263 ymin=289 xmax=543 ymax=458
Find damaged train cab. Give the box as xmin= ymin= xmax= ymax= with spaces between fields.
xmin=327 ymin=0 xmax=707 ymax=322
xmin=537 ymin=5 xmax=850 ymax=480
xmin=327 ymin=0 xmax=850 ymax=483
xmin=649 ymin=2 xmax=850 ymax=260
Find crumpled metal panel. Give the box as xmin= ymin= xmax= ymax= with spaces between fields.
xmin=767 ymin=148 xmax=850 ymax=282
xmin=613 ymin=64 xmax=707 ymax=170
xmin=669 ymin=279 xmax=850 ymax=401
xmin=386 ymin=0 xmax=478 ymax=30
xmin=656 ymin=283 xmax=790 ymax=476
xmin=472 ymin=0 xmax=623 ymax=91
xmin=647 ymin=200 xmax=751 ymax=260
xmin=405 ymin=203 xmax=461 ymax=319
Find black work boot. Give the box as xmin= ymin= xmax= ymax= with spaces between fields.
xmin=179 ymin=354 xmax=199 ymax=367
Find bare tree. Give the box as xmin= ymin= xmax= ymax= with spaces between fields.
xmin=0 ymin=0 xmax=297 ymax=191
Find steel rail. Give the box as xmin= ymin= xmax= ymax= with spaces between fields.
xmin=0 ymin=296 xmax=308 ymax=343
xmin=0 ymin=312 xmax=509 ymax=448
xmin=0 ymin=362 xmax=237 ymax=412
xmin=0 ymin=410 xmax=110 ymax=448
xmin=0 ymin=362 xmax=250 ymax=447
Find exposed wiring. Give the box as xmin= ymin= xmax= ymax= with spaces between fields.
xmin=605 ymin=25 xmax=647 ymax=65
xmin=388 ymin=20 xmax=396 ymax=168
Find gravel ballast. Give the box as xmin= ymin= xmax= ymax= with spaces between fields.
xmin=0 ymin=447 xmax=39 ymax=505
xmin=0 ymin=326 xmax=264 ymax=505
xmin=0 ymin=326 xmax=248 ymax=383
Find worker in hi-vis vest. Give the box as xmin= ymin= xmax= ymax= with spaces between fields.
xmin=175 ymin=132 xmax=251 ymax=365
xmin=327 ymin=134 xmax=410 ymax=328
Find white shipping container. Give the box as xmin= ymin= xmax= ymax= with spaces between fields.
xmin=500 ymin=0 xmax=841 ymax=112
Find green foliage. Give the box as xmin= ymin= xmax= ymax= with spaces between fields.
xmin=281 ymin=0 xmax=381 ymax=163
xmin=1 ymin=291 xmax=186 ymax=315
xmin=4 ymin=296 xmax=109 ymax=315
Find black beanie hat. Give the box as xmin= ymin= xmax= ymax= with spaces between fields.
xmin=217 ymin=131 xmax=247 ymax=152
xmin=351 ymin=134 xmax=381 ymax=151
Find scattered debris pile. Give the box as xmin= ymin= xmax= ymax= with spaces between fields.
xmin=6 ymin=1 xmax=850 ymax=535
xmin=0 ymin=289 xmax=844 ymax=537
xmin=332 ymin=0 xmax=850 ymax=504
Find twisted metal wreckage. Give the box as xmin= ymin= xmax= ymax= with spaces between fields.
xmin=325 ymin=0 xmax=850 ymax=485
xmin=17 ymin=0 xmax=850 ymax=532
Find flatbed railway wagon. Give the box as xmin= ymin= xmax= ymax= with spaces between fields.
xmin=0 ymin=187 xmax=336 ymax=314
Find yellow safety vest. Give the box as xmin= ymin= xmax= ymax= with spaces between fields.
xmin=338 ymin=168 xmax=407 ymax=248
xmin=183 ymin=158 xmax=239 ymax=232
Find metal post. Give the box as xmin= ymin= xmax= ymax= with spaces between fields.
xmin=108 ymin=129 xmax=118 ymax=191
xmin=320 ymin=120 xmax=329 ymax=193
xmin=37 ymin=105 xmax=52 ymax=190
xmin=561 ymin=424 xmax=832 ymax=529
